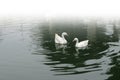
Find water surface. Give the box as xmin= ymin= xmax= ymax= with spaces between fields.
xmin=0 ymin=17 xmax=120 ymax=80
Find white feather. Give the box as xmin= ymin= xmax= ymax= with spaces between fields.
xmin=73 ymin=38 xmax=89 ymax=48
xmin=76 ymin=40 xmax=89 ymax=48
xmin=55 ymin=32 xmax=67 ymax=44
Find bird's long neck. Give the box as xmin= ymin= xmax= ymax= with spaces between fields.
xmin=75 ymin=39 xmax=79 ymax=44
xmin=62 ymin=34 xmax=65 ymax=39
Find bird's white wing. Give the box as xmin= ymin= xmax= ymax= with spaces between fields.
xmin=78 ymin=40 xmax=89 ymax=47
xmin=55 ymin=34 xmax=63 ymax=43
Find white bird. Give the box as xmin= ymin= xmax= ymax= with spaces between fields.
xmin=73 ymin=38 xmax=89 ymax=48
xmin=55 ymin=32 xmax=68 ymax=44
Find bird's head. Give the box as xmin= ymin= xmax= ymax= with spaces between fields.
xmin=62 ymin=32 xmax=68 ymax=36
xmin=73 ymin=38 xmax=78 ymax=42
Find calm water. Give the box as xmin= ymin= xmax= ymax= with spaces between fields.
xmin=0 ymin=17 xmax=120 ymax=80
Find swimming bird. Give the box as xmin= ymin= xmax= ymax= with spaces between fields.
xmin=73 ymin=38 xmax=89 ymax=48
xmin=55 ymin=32 xmax=68 ymax=44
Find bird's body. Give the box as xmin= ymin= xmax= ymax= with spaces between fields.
xmin=55 ymin=32 xmax=68 ymax=44
xmin=75 ymin=40 xmax=89 ymax=48
xmin=73 ymin=38 xmax=89 ymax=48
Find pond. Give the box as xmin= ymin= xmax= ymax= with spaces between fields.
xmin=0 ymin=17 xmax=120 ymax=80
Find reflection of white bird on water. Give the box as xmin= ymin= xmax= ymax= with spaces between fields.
xmin=55 ymin=44 xmax=67 ymax=54
xmin=74 ymin=48 xmax=80 ymax=58
xmin=55 ymin=44 xmax=67 ymax=50
xmin=55 ymin=32 xmax=68 ymax=44
xmin=73 ymin=38 xmax=89 ymax=48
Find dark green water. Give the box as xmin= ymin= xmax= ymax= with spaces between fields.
xmin=0 ymin=17 xmax=120 ymax=80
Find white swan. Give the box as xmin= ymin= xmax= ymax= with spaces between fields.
xmin=73 ymin=38 xmax=89 ymax=48
xmin=55 ymin=32 xmax=68 ymax=44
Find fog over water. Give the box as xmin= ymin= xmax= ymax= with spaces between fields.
xmin=0 ymin=17 xmax=120 ymax=80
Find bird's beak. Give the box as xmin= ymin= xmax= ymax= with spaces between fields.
xmin=73 ymin=39 xmax=75 ymax=42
